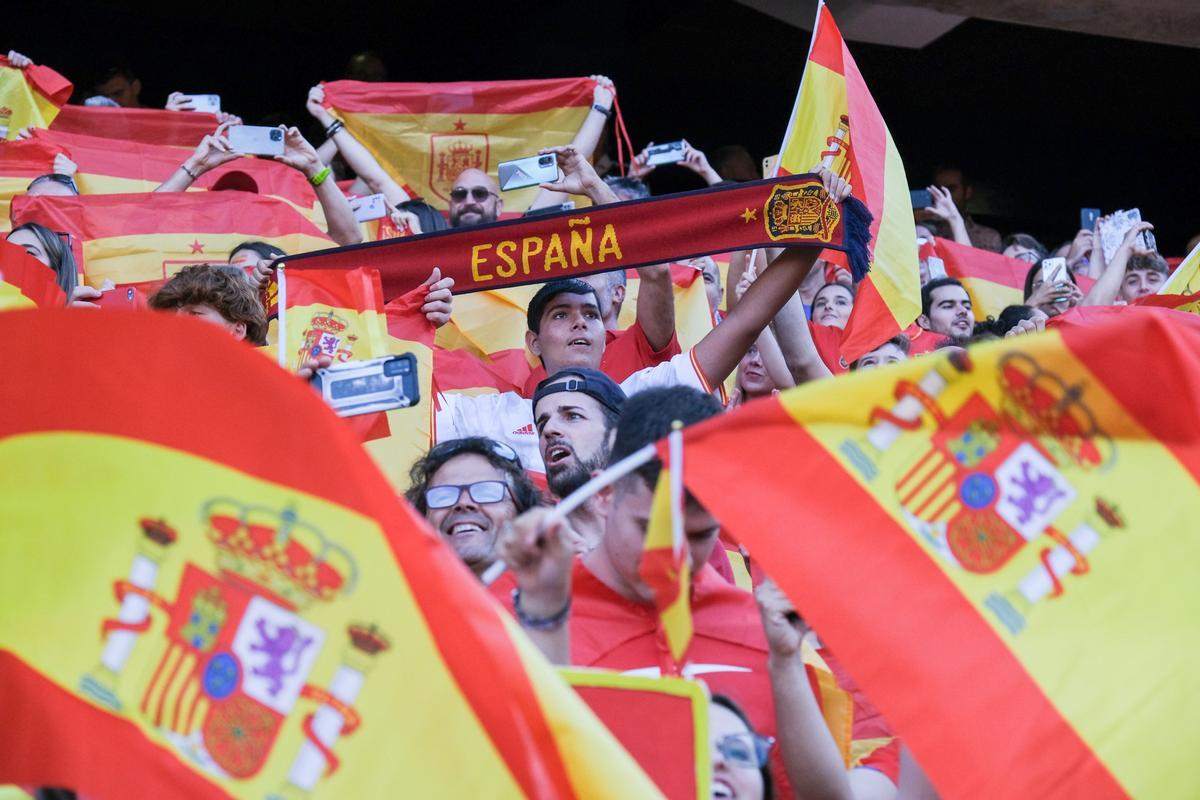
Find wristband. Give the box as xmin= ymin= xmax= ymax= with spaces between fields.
xmin=512 ymin=588 xmax=571 ymax=631
xmin=592 ymin=103 xmax=611 ymax=116
xmin=308 ymin=167 xmax=332 ymax=187
xmin=324 ymin=119 xmax=345 ymax=138
xmin=180 ymin=163 xmax=198 ymax=180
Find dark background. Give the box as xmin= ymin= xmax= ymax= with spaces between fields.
xmin=10 ymin=0 xmax=1199 ymax=252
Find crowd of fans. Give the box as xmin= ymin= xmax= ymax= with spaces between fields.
xmin=5 ymin=46 xmax=1192 ymax=800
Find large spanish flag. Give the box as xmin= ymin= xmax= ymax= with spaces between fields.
xmin=0 ymin=137 xmax=60 ymax=233
xmin=0 ymin=54 xmax=72 ymax=139
xmin=0 ymin=239 xmax=65 ymax=309
xmin=30 ymin=128 xmax=319 ymax=216
xmin=49 ymin=104 xmax=219 ymax=147
xmin=775 ymin=1 xmax=920 ymax=360
xmin=0 ymin=308 xmax=658 ymax=799
xmin=322 ymin=78 xmax=594 ymax=212
xmin=671 ymin=309 xmax=1200 ymax=797
xmin=10 ymin=192 xmax=331 ymax=290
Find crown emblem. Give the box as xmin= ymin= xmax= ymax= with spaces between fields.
xmin=348 ymin=623 xmax=391 ymax=655
xmin=308 ymin=310 xmax=349 ymax=335
xmin=201 ymin=499 xmax=358 ymax=610
xmin=997 ymin=353 xmax=1112 ymax=469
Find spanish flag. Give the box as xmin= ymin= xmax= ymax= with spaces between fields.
xmin=932 ymin=237 xmax=1026 ymax=319
xmin=639 ymin=426 xmax=692 ymax=671
xmin=775 ymin=1 xmax=920 ymax=360
xmin=322 ymin=78 xmax=595 ymax=212
xmin=0 ymin=137 xmax=59 ymax=233
xmin=672 ymin=309 xmax=1200 ymax=797
xmin=10 ymin=192 xmax=331 ymax=291
xmin=49 ymin=103 xmax=219 ymax=147
xmin=0 ymin=54 xmax=72 ymax=139
xmin=0 ymin=239 xmax=64 ymax=309
xmin=0 ymin=308 xmax=658 ymax=799
xmin=1161 ymin=240 xmax=1199 ymax=295
xmin=30 ymin=128 xmax=320 ymax=217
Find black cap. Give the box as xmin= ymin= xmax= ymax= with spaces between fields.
xmin=532 ymin=368 xmax=627 ymax=416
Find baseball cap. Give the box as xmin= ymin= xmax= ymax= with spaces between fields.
xmin=532 ymin=368 xmax=626 ymax=416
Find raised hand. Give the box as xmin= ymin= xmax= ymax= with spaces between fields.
xmin=590 ymin=74 xmax=615 ymax=109
xmin=925 ymin=184 xmax=963 ymax=223
xmin=627 ymin=143 xmax=657 ymax=179
xmin=6 ymin=51 xmax=33 ymax=69
xmin=537 ymin=144 xmax=605 ymax=198
xmin=755 ymin=578 xmax=810 ymax=660
xmin=497 ymin=507 xmax=576 ymax=615
xmin=306 ymin=84 xmax=336 ymax=126
xmin=810 ymin=163 xmax=852 ymax=203
xmin=420 ymin=267 xmax=455 ymax=328
xmin=165 ymin=91 xmax=194 ymax=111
xmin=273 ymin=126 xmax=323 ymax=179
xmin=680 ymin=139 xmax=721 ymax=185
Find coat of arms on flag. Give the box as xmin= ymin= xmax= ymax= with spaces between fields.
xmin=79 ymin=502 xmax=385 ymax=792
xmin=429 ymin=133 xmax=489 ymax=203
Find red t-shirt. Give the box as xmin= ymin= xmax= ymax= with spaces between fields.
xmin=492 ymin=561 xmax=899 ymax=787
xmin=521 ymin=322 xmax=681 ymax=397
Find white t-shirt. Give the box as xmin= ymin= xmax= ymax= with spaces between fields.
xmin=434 ymin=349 xmax=714 ymax=472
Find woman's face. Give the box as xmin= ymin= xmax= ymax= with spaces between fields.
xmin=811 ymin=284 xmax=854 ymax=329
xmin=6 ymin=228 xmax=51 ymax=267
xmin=736 ymin=345 xmax=774 ymax=398
xmin=855 ymin=342 xmax=908 ymax=371
xmin=710 ymin=703 xmax=765 ymax=800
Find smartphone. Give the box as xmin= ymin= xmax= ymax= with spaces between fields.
xmin=1080 ymin=207 xmax=1100 ymax=231
xmin=523 ymin=201 xmax=576 ymax=218
xmin=645 ymin=141 xmax=686 ymax=166
xmin=349 ymin=193 xmax=387 ymax=222
xmin=1041 ymin=257 xmax=1068 ymax=287
xmin=179 ymin=94 xmax=221 ymax=114
xmin=228 ymin=125 xmax=285 ymax=157
xmin=925 ymin=255 xmax=947 ymax=280
xmin=310 ymin=354 xmax=420 ymax=417
xmin=909 ymin=189 xmax=932 ymax=209
xmin=95 ymin=286 xmax=144 ymax=310
xmin=497 ymin=153 xmax=558 ymax=192
xmin=762 ymin=154 xmax=779 ymax=178
xmin=1141 ymin=229 xmax=1158 ymax=253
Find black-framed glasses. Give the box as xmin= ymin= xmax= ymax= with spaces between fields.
xmin=714 ymin=733 xmax=775 ymax=769
xmin=449 ymin=186 xmax=497 ymax=203
xmin=54 ymin=231 xmax=73 ymax=249
xmin=27 ymin=173 xmax=80 ymax=195
xmin=425 ymin=480 xmax=510 ymax=509
xmin=428 ymin=438 xmax=519 ymax=464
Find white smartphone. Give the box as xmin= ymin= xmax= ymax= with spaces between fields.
xmin=1041 ymin=257 xmax=1068 ymax=286
xmin=179 ymin=94 xmax=221 ymax=113
xmin=350 ymin=193 xmax=388 ymax=222
xmin=645 ymin=141 xmax=686 ymax=166
xmin=497 ymin=153 xmax=558 ymax=192
xmin=762 ymin=154 xmax=779 ymax=178
xmin=228 ymin=125 xmax=285 ymax=157
xmin=926 ymin=255 xmax=948 ymax=280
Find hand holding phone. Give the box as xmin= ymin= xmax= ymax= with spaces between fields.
xmin=349 ymin=193 xmax=387 ymax=222
xmin=498 ymin=153 xmax=559 ymax=191
xmin=909 ymin=189 xmax=933 ymax=209
xmin=227 ymin=125 xmax=285 ymax=157
xmin=645 ymin=141 xmax=686 ymax=166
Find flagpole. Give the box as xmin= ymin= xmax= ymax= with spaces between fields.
xmin=276 ymin=264 xmax=287 ymax=368
xmin=482 ymin=443 xmax=657 ymax=587
xmin=668 ymin=423 xmax=684 ymax=557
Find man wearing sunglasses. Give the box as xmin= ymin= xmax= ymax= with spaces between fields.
xmin=405 ymin=437 xmax=543 ymax=580
xmin=447 ymin=170 xmax=503 ymax=228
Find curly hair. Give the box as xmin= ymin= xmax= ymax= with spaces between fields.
xmin=149 ymin=265 xmax=268 ymax=345
xmin=405 ymin=437 xmax=544 ymax=515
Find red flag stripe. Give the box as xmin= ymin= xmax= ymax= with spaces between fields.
xmin=323 ymin=78 xmax=595 ymax=115
xmin=681 ymin=395 xmax=1128 ymax=799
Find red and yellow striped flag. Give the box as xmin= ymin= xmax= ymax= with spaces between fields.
xmin=932 ymin=237 xmax=1028 ymax=320
xmin=49 ymin=104 xmax=219 ymax=147
xmin=0 ymin=54 xmax=72 ymax=139
xmin=672 ymin=309 xmax=1200 ymax=797
xmin=0 ymin=238 xmax=65 ymax=309
xmin=0 ymin=137 xmax=59 ymax=233
xmin=11 ymin=192 xmax=331 ymax=291
xmin=322 ymin=78 xmax=595 ymax=213
xmin=639 ymin=426 xmax=692 ymax=671
xmin=29 ymin=128 xmax=319 ymax=217
xmin=0 ymin=308 xmax=658 ymax=798
xmin=775 ymin=1 xmax=920 ymax=360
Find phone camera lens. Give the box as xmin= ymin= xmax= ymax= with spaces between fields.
xmin=270 ymin=130 xmax=283 ymax=141
xmin=539 ymin=156 xmax=553 ymax=167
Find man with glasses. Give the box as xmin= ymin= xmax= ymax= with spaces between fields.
xmin=405 ymin=437 xmax=543 ymax=580
xmin=447 ymin=169 xmax=503 ymax=228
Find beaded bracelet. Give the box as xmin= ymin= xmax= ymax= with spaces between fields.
xmin=512 ymin=588 xmax=571 ymax=631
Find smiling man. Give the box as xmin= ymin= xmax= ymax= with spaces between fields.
xmin=405 ymin=437 xmax=543 ymax=580
xmin=917 ymin=276 xmax=974 ymax=342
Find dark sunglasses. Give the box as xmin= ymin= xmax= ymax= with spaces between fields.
xmin=428 ymin=438 xmax=519 ymax=464
xmin=714 ymin=732 xmax=775 ymax=769
xmin=449 ymin=186 xmax=497 ymax=203
xmin=27 ymin=173 xmax=80 ymax=195
xmin=425 ymin=480 xmax=509 ymax=510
